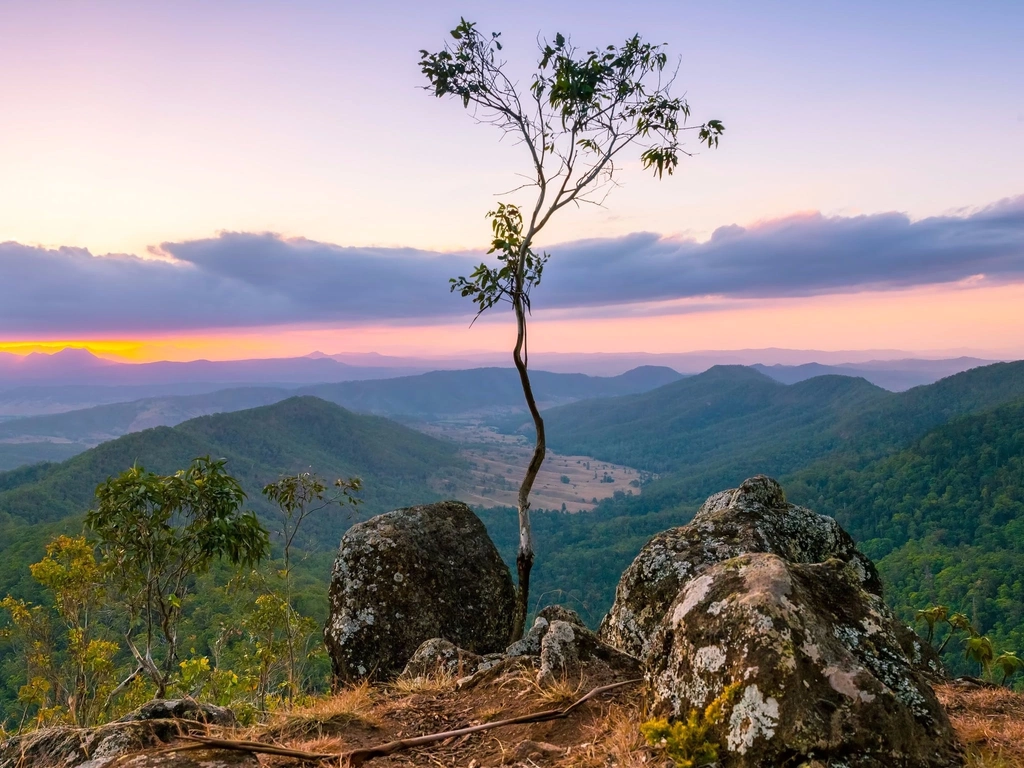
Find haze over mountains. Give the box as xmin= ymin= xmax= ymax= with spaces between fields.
xmin=0 ymin=365 xmax=682 ymax=469
xmin=0 ymin=346 xmax=1010 ymax=472
xmin=0 ymin=347 xmax=1000 ymax=389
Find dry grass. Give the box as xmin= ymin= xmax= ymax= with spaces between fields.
xmin=936 ymin=682 xmax=1024 ymax=768
xmin=501 ymin=671 xmax=589 ymax=710
xmin=261 ymin=681 xmax=379 ymax=741
xmin=555 ymin=698 xmax=651 ymax=768
xmin=389 ymin=667 xmax=461 ymax=696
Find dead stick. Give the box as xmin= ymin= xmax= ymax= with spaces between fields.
xmin=182 ymin=678 xmax=640 ymax=765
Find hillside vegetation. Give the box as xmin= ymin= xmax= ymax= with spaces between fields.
xmin=2 ymin=362 xmax=1024 ymax=709
xmin=0 ymin=396 xmax=462 ymax=531
xmin=0 ymin=366 xmax=682 ymax=471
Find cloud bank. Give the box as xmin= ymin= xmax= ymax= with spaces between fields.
xmin=3 ymin=196 xmax=1022 ymax=333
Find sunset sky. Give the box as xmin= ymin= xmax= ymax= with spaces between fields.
xmin=2 ymin=0 xmax=1023 ymax=362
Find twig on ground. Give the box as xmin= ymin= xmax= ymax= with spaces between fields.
xmin=180 ymin=678 xmax=641 ymax=766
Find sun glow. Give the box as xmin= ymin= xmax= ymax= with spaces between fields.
xmin=0 ymin=340 xmax=146 ymax=360
xmin=4 ymin=280 xmax=1023 ymax=364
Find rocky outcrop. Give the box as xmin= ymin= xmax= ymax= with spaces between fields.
xmin=325 ymin=500 xmax=515 ymax=683
xmin=0 ymin=717 xmax=255 ymax=768
xmin=600 ymin=475 xmax=881 ymax=660
xmin=402 ymin=637 xmax=489 ymax=678
xmin=402 ymin=605 xmax=639 ymax=685
xmin=646 ymin=552 xmax=961 ymax=767
xmin=118 ymin=698 xmax=236 ymax=727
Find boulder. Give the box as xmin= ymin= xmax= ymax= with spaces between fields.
xmin=325 ymin=500 xmax=515 ymax=682
xmin=118 ymin=698 xmax=236 ymax=726
xmin=538 ymin=620 xmax=585 ymax=685
xmin=646 ymin=552 xmax=962 ymax=767
xmin=600 ymin=475 xmax=881 ymax=660
xmin=0 ymin=720 xmax=256 ymax=768
xmin=402 ymin=637 xmax=488 ymax=678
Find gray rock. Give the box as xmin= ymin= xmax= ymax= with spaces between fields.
xmin=536 ymin=605 xmax=585 ymax=627
xmin=325 ymin=500 xmax=515 ymax=682
xmin=118 ymin=698 xmax=236 ymax=727
xmin=0 ymin=719 xmax=256 ymax=768
xmin=538 ymin=620 xmax=583 ymax=685
xmin=646 ymin=552 xmax=962 ymax=768
xmin=505 ymin=616 xmax=549 ymax=657
xmin=402 ymin=637 xmax=485 ymax=678
xmin=600 ymin=475 xmax=881 ymax=660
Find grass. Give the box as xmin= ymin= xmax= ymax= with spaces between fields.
xmin=261 ymin=681 xmax=379 ymax=740
xmin=498 ymin=669 xmax=589 ymax=709
xmin=554 ymin=700 xmax=652 ymax=768
xmin=389 ymin=667 xmax=461 ymax=696
xmin=936 ymin=683 xmax=1024 ymax=768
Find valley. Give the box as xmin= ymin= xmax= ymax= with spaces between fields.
xmin=423 ymin=423 xmax=647 ymax=511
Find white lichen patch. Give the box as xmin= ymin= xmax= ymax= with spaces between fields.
xmin=693 ymin=644 xmax=727 ymax=673
xmin=672 ymin=574 xmax=715 ymax=625
xmin=727 ymin=684 xmax=779 ymax=754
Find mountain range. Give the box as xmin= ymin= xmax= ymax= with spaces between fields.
xmin=0 ymin=365 xmax=684 ymax=470
xmin=0 ymin=348 xmax=422 ymax=387
xmin=0 ymin=396 xmax=463 ymax=533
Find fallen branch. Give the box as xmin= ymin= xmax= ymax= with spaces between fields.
xmin=181 ymin=677 xmax=640 ymax=766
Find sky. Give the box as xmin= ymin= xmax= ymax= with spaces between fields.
xmin=1 ymin=0 xmax=1022 ymax=362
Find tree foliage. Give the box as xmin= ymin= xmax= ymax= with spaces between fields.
xmin=260 ymin=472 xmax=361 ymax=705
xmin=1 ymin=536 xmax=116 ymax=727
xmin=86 ymin=456 xmax=268 ymax=696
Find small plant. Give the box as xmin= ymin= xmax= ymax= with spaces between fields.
xmin=993 ymin=651 xmax=1024 ymax=686
xmin=640 ymin=683 xmax=740 ymax=768
xmin=965 ymin=635 xmax=996 ymax=678
xmin=916 ymin=605 xmax=949 ymax=644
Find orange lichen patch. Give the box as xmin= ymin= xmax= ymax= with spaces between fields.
xmin=936 ymin=682 xmax=1024 ymax=768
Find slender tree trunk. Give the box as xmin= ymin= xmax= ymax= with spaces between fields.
xmin=510 ymin=295 xmax=546 ymax=641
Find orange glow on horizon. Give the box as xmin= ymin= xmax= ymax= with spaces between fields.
xmin=4 ymin=281 xmax=1024 ymax=364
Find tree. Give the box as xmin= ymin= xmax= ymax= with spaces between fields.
xmin=86 ymin=457 xmax=268 ymax=697
xmin=0 ymin=536 xmax=116 ymax=727
xmin=261 ymin=472 xmax=361 ymax=705
xmin=420 ymin=20 xmax=723 ymax=638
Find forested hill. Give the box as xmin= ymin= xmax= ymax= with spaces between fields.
xmin=541 ymin=365 xmax=889 ymax=503
xmin=0 ymin=396 xmax=463 ymax=530
xmin=299 ymin=365 xmax=683 ymax=418
xmin=786 ymin=396 xmax=1024 ymax=669
xmin=481 ymin=389 xmax=1024 ymax=672
xmin=0 ymin=366 xmax=683 ymax=471
xmin=541 ymin=361 xmax=1024 ymax=508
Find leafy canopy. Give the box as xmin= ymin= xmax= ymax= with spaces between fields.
xmin=86 ymin=456 xmax=268 ymax=693
xmin=422 ymin=19 xmax=723 ymax=321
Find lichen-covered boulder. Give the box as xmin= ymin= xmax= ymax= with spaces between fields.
xmin=600 ymin=475 xmax=881 ymax=659
xmin=325 ymin=500 xmax=515 ymax=682
xmin=538 ymin=620 xmax=585 ymax=685
xmin=647 ymin=552 xmax=961 ymax=767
